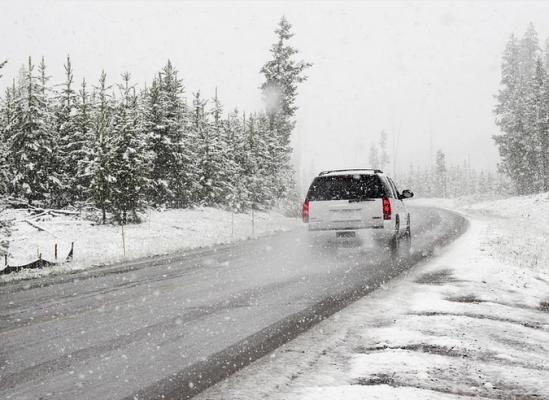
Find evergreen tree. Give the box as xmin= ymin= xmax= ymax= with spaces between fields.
xmin=37 ymin=56 xmax=64 ymax=207
xmin=519 ymin=23 xmax=540 ymax=82
xmin=541 ymin=61 xmax=549 ymax=191
xmin=51 ymin=55 xmax=79 ymax=206
xmin=0 ymin=85 xmax=17 ymax=196
xmin=242 ymin=112 xmax=270 ymax=211
xmin=109 ymin=72 xmax=150 ymax=223
xmin=8 ymin=57 xmax=54 ymax=205
xmin=209 ymin=89 xmax=234 ymax=206
xmin=256 ymin=112 xmax=279 ymax=208
xmin=89 ymin=71 xmax=115 ymax=223
xmin=494 ymin=34 xmax=528 ymax=193
xmin=494 ymin=25 xmax=549 ymax=195
xmin=223 ymin=109 xmax=249 ymax=212
xmin=523 ymin=58 xmax=549 ymax=192
xmin=72 ymin=78 xmax=95 ymax=203
xmin=192 ymin=91 xmax=214 ymax=205
xmin=260 ymin=16 xmax=311 ymax=199
xmin=193 ymin=89 xmax=231 ymax=206
xmin=144 ymin=61 xmax=194 ymax=208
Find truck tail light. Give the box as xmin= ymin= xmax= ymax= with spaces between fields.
xmin=302 ymin=202 xmax=309 ymax=223
xmin=383 ymin=198 xmax=391 ymax=220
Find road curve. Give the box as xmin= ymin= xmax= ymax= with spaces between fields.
xmin=0 ymin=205 xmax=468 ymax=399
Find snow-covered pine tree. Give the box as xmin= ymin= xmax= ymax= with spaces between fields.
xmin=37 ymin=56 xmax=65 ymax=207
xmin=109 ymin=72 xmax=150 ymax=223
xmin=51 ymin=55 xmax=79 ymax=207
xmin=89 ymin=71 xmax=115 ymax=224
xmin=519 ymin=23 xmax=540 ymax=83
xmin=144 ymin=61 xmax=193 ymax=208
xmin=72 ymin=78 xmax=95 ymax=204
xmin=142 ymin=76 xmax=164 ymax=205
xmin=0 ymin=59 xmax=8 ymax=188
xmin=523 ymin=58 xmax=549 ymax=192
xmin=494 ymin=34 xmax=528 ymax=193
xmin=255 ymin=112 xmax=279 ymax=209
xmin=260 ymin=16 xmax=311 ymax=201
xmin=494 ymin=25 xmax=549 ymax=195
xmin=242 ymin=112 xmax=267 ymax=211
xmin=223 ymin=109 xmax=249 ymax=212
xmin=540 ymin=60 xmax=549 ymax=192
xmin=197 ymin=89 xmax=232 ymax=206
xmin=192 ymin=91 xmax=219 ymax=206
xmin=0 ymin=85 xmax=17 ymax=197
xmin=518 ymin=26 xmax=543 ymax=194
xmin=8 ymin=57 xmax=54 ymax=206
xmin=262 ymin=109 xmax=297 ymax=208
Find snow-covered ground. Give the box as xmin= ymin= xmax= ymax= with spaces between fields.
xmin=2 ymin=195 xmax=549 ymax=399
xmin=194 ymin=194 xmax=549 ymax=399
xmin=0 ymin=206 xmax=301 ymax=282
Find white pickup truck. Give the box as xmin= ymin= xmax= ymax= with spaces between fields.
xmin=302 ymin=168 xmax=414 ymax=257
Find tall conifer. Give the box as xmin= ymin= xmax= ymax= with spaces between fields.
xmin=109 ymin=72 xmax=150 ymax=223
xmin=9 ymin=57 xmax=53 ymax=205
xmin=260 ymin=16 xmax=311 ymax=201
xmin=89 ymin=71 xmax=114 ymax=223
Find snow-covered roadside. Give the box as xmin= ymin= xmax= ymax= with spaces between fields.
xmin=195 ymin=194 xmax=549 ymax=399
xmin=0 ymin=207 xmax=301 ymax=282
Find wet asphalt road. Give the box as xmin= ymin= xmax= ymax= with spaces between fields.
xmin=0 ymin=205 xmax=468 ymax=399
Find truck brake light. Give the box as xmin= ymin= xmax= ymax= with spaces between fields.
xmin=383 ymin=198 xmax=391 ymax=220
xmin=302 ymin=202 xmax=309 ymax=223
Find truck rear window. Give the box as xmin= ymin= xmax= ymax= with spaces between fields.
xmin=306 ymin=175 xmax=385 ymax=201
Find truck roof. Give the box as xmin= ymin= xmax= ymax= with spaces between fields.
xmin=317 ymin=168 xmax=383 ymax=177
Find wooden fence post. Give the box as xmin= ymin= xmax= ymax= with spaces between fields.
xmin=252 ymin=207 xmax=255 ymax=236
xmin=121 ymin=221 xmax=126 ymax=256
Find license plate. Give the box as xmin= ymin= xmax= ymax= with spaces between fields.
xmin=336 ymin=231 xmax=356 ymax=238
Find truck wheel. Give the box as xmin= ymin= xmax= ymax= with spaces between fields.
xmin=402 ymin=226 xmax=412 ymax=257
xmin=389 ymin=223 xmax=400 ymax=258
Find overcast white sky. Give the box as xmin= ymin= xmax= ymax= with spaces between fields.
xmin=1 ymin=1 xmax=548 ymax=189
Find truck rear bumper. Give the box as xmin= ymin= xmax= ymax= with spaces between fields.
xmin=308 ymin=224 xmax=394 ymax=241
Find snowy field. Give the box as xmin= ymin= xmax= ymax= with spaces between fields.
xmin=195 ymin=194 xmax=549 ymax=399
xmin=0 ymin=206 xmax=301 ymax=282
xmin=2 ymin=195 xmax=549 ymax=399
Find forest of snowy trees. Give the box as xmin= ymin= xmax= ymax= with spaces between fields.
xmin=370 ymin=23 xmax=549 ymax=200
xmin=0 ymin=17 xmax=311 ymax=224
xmin=3 ymin=19 xmax=545 ymax=225
xmin=398 ymin=153 xmax=510 ymax=199
xmin=494 ymin=23 xmax=549 ymax=195
xmin=365 ymin=128 xmax=510 ymax=199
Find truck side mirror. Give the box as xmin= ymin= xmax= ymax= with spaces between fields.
xmin=401 ymin=189 xmax=414 ymax=199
